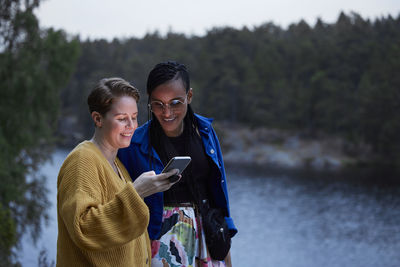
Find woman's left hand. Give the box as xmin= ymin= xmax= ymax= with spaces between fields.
xmin=132 ymin=169 xmax=180 ymax=198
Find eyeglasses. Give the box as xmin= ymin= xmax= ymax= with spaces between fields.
xmin=149 ymin=97 xmax=188 ymax=114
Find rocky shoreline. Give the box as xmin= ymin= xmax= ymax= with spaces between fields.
xmin=215 ymin=123 xmax=372 ymax=171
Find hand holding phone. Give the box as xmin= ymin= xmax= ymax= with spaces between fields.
xmin=162 ymin=156 xmax=191 ymax=182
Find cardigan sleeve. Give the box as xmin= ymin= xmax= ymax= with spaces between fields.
xmin=57 ymin=147 xmax=150 ymax=251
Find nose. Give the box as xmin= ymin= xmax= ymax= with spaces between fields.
xmin=126 ymin=118 xmax=134 ymax=129
xmin=162 ymin=105 xmax=172 ymax=116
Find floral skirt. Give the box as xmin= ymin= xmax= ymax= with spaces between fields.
xmin=151 ymin=206 xmax=226 ymax=267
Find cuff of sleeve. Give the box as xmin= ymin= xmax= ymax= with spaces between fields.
xmin=116 ymin=182 xmax=150 ymax=226
xmin=225 ymin=216 xmax=238 ymax=237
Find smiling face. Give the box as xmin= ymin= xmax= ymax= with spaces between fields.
xmin=94 ymin=95 xmax=138 ymax=149
xmin=150 ymin=79 xmax=192 ymax=137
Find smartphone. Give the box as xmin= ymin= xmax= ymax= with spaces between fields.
xmin=162 ymin=156 xmax=191 ymax=182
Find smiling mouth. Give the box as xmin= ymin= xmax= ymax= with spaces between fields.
xmin=163 ymin=117 xmax=175 ymax=122
xmin=121 ymin=133 xmax=132 ymax=137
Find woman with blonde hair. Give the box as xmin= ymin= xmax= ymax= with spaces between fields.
xmin=56 ymin=78 xmax=179 ymax=266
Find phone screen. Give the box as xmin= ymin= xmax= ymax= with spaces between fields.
xmin=162 ymin=156 xmax=191 ymax=175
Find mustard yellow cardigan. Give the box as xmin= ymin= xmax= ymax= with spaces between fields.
xmin=56 ymin=141 xmax=151 ymax=266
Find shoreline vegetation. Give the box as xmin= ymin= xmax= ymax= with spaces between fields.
xmin=215 ymin=122 xmax=373 ymax=171
xmin=216 ymin=123 xmax=400 ymax=182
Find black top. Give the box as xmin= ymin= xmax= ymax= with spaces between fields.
xmin=155 ymin=127 xmax=212 ymax=205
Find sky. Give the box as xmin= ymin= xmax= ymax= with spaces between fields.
xmin=35 ymin=0 xmax=400 ymax=40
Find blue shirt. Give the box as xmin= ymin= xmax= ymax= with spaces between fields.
xmin=118 ymin=114 xmax=238 ymax=240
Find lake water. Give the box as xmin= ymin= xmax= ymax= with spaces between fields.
xmin=21 ymin=150 xmax=400 ymax=267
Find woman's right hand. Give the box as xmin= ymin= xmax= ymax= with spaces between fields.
xmin=132 ymin=169 xmax=180 ymax=198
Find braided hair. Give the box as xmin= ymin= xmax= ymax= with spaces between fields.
xmin=147 ymin=61 xmax=190 ymax=96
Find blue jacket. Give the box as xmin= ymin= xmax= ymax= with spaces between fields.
xmin=118 ymin=114 xmax=238 ymax=240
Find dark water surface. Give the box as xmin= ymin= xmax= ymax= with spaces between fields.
xmin=228 ymin=164 xmax=400 ymax=267
xmin=21 ymin=150 xmax=400 ymax=267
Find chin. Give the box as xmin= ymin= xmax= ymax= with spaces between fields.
xmin=119 ymin=144 xmax=130 ymax=149
xmin=161 ymin=121 xmax=180 ymax=132
xmin=119 ymin=140 xmax=132 ymax=149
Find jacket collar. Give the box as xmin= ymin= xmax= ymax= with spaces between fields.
xmin=194 ymin=113 xmax=213 ymax=134
xmin=132 ymin=114 xmax=214 ymax=154
xmin=131 ymin=120 xmax=151 ymax=154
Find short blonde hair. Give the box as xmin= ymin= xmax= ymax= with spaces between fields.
xmin=87 ymin=77 xmax=140 ymax=116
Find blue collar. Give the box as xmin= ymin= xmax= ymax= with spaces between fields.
xmin=132 ymin=114 xmax=214 ymax=154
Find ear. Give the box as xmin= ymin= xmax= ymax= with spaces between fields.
xmin=91 ymin=111 xmax=102 ymax=128
xmin=187 ymin=88 xmax=193 ymax=104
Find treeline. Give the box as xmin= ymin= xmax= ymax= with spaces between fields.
xmin=62 ymin=11 xmax=400 ymax=166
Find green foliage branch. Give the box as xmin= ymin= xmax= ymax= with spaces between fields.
xmin=0 ymin=0 xmax=80 ymax=265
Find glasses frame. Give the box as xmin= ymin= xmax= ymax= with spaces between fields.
xmin=148 ymin=95 xmax=188 ymax=114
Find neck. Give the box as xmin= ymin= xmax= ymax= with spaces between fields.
xmin=165 ymin=121 xmax=184 ymax=137
xmin=91 ymin=134 xmax=118 ymax=164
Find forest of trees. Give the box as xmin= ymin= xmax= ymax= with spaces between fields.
xmin=62 ymin=11 xmax=400 ymax=167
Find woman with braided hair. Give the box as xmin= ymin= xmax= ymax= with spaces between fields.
xmin=118 ymin=61 xmax=237 ymax=266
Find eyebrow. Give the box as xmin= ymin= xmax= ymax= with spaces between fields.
xmin=151 ymin=96 xmax=186 ymax=102
xmin=114 ymin=112 xmax=138 ymax=116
